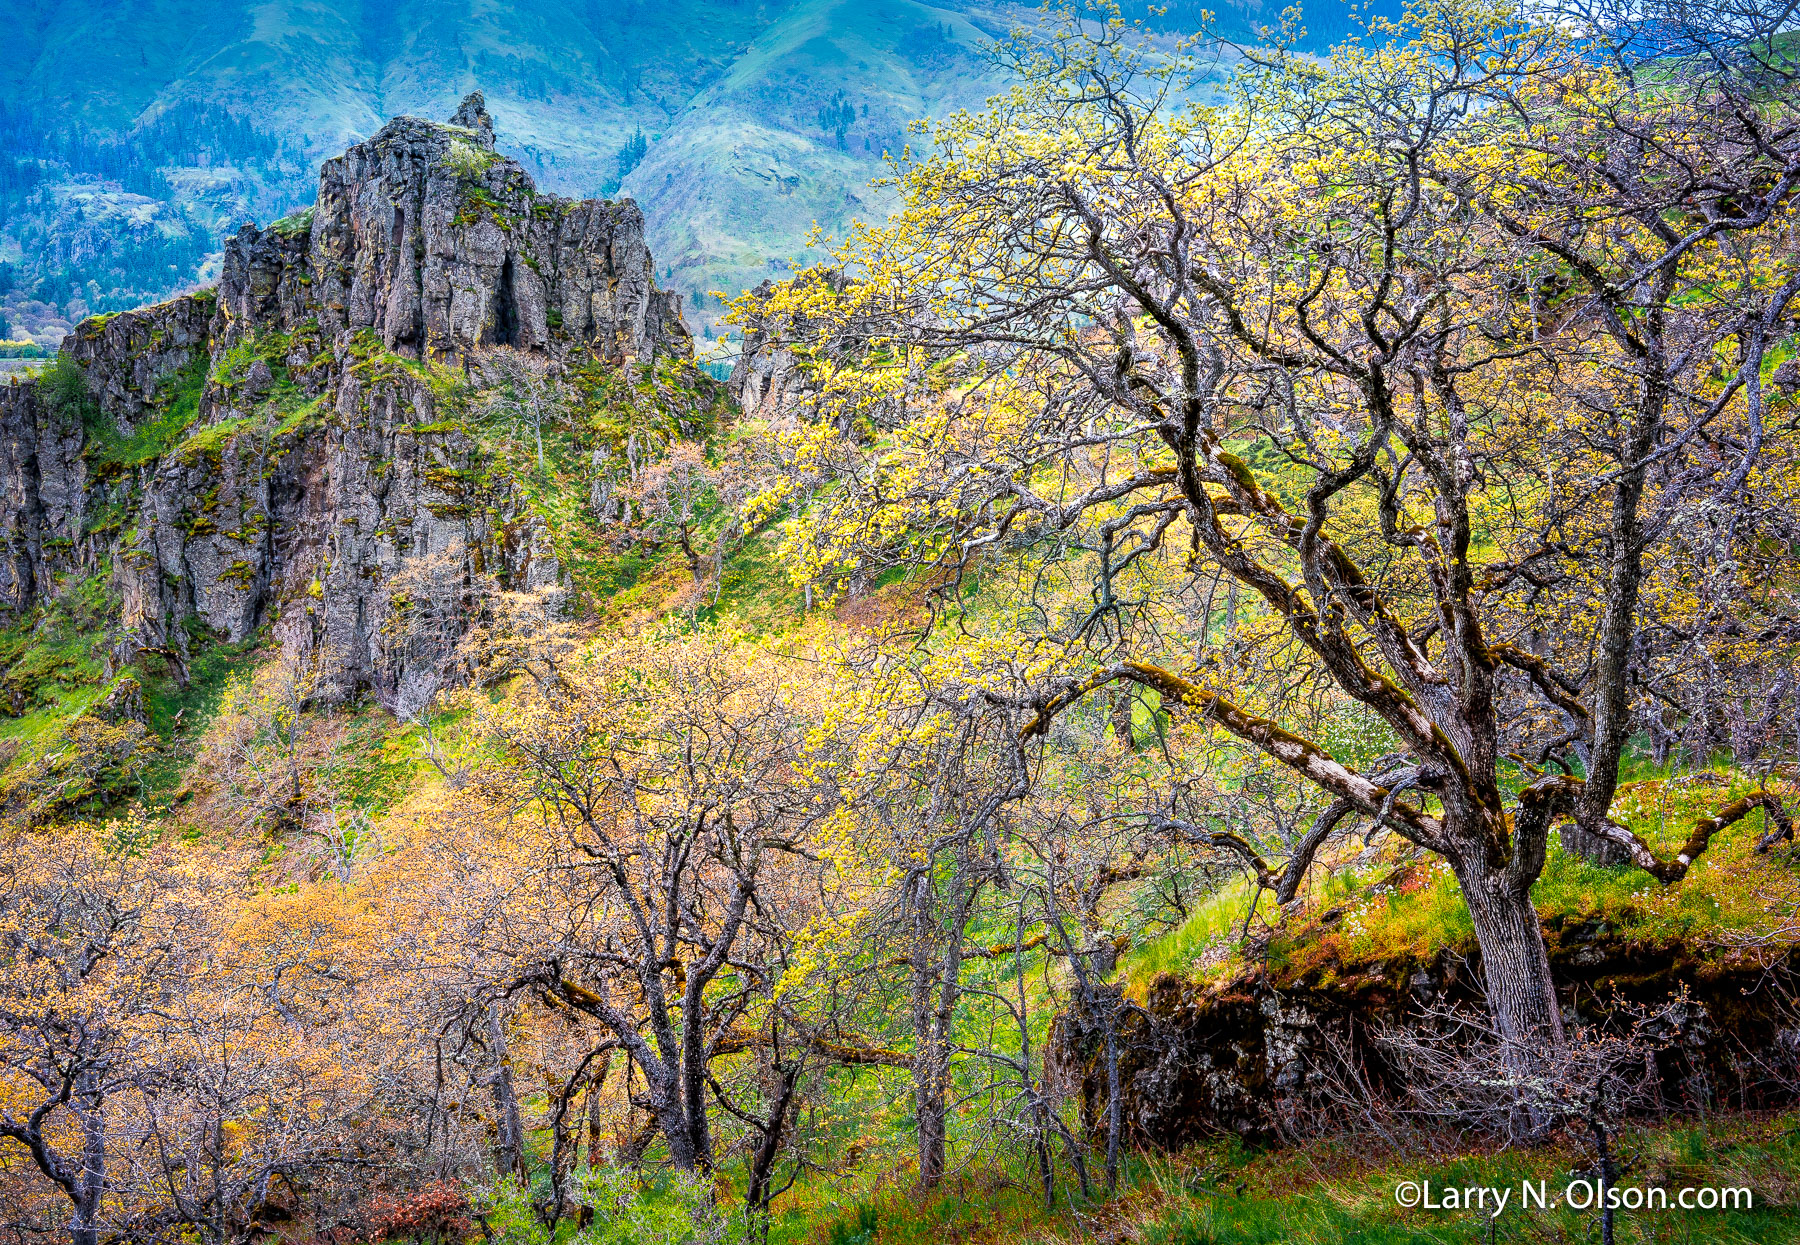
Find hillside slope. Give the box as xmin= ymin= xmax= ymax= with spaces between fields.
xmin=0 ymin=0 xmax=1015 ymax=346
xmin=0 ymin=92 xmax=704 ymax=795
xmin=1 ymin=0 xmax=1392 ymax=348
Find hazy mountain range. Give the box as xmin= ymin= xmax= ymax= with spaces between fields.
xmin=1 ymin=0 xmax=1388 ymax=350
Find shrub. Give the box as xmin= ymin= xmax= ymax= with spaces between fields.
xmin=446 ymin=137 xmax=498 ymax=179
xmin=39 ymin=355 xmax=98 ymax=429
xmin=479 ymin=1166 xmax=736 ymax=1245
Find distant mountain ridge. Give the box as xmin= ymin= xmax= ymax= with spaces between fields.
xmin=1 ymin=0 xmax=1393 ymax=348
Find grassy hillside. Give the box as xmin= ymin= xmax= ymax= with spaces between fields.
xmin=622 ymin=0 xmax=1016 ymax=336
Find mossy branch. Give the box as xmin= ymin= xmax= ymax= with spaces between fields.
xmin=1022 ymin=660 xmax=1446 ymax=849
xmin=1583 ymin=791 xmax=1794 ymax=884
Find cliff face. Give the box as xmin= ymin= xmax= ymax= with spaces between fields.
xmin=727 ymin=280 xmax=807 ymax=422
xmin=219 ymin=92 xmax=687 ymax=367
xmin=0 ymin=93 xmax=690 ymax=711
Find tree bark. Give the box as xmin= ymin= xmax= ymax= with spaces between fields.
xmin=550 ymin=1050 xmax=610 ymax=1228
xmin=1103 ymin=999 xmax=1122 ymax=1193
xmin=1451 ymin=857 xmax=1566 ymax=1136
xmin=1109 ymin=688 xmax=1136 ymax=751
xmin=911 ymin=987 xmax=949 ymax=1188
xmin=1454 ymin=868 xmax=1562 ymax=1045
xmin=483 ymin=1005 xmax=527 ymax=1184
xmin=909 ymin=866 xmax=969 ymax=1188
xmin=745 ymin=1065 xmax=801 ymax=1216
xmin=658 ymin=1104 xmax=698 ymax=1169
xmin=69 ymin=1075 xmax=106 ymax=1245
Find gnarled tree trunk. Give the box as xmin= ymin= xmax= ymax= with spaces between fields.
xmin=1450 ymin=862 xmax=1563 ymax=1047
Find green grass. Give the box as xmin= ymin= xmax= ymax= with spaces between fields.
xmin=137 ymin=631 xmax=269 ymax=802
xmin=1137 ymin=1126 xmax=1800 ymax=1243
xmin=272 ymin=395 xmax=325 ymax=438
xmin=86 ymin=355 xmax=208 ymax=469
xmin=173 ymin=414 xmax=258 ymax=462
xmin=0 ymin=573 xmax=116 ymax=757
xmin=271 ymin=206 xmax=316 ymax=237
xmin=754 ymin=1113 xmax=1800 ymax=1245
xmin=1114 ymin=765 xmax=1800 ymax=998
xmin=1119 ymin=876 xmax=1274 ymax=992
xmin=0 ymin=574 xmax=157 ymax=819
xmin=766 ymin=1156 xmax=1062 ymax=1245
xmin=0 ymin=686 xmax=109 ymax=758
xmin=314 ymin=705 xmax=428 ymax=816
xmin=697 ymin=528 xmax=801 ymax=633
xmin=0 ymin=580 xmax=268 ymax=809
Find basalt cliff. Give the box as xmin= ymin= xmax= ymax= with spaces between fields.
xmin=0 ymin=93 xmax=694 ymax=713
xmin=1047 ymin=870 xmax=1800 ymax=1145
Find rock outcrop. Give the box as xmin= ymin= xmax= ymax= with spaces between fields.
xmin=727 ymin=279 xmax=808 ymax=422
xmin=1046 ymin=896 xmax=1800 ymax=1144
xmin=726 ymin=269 xmax=854 ymax=422
xmin=0 ymin=93 xmax=692 ymax=710
xmin=0 ymin=380 xmax=65 ymax=616
xmin=219 ymin=89 xmax=687 ymax=367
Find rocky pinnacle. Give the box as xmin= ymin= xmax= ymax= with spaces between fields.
xmin=0 ymin=92 xmax=694 ymax=710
